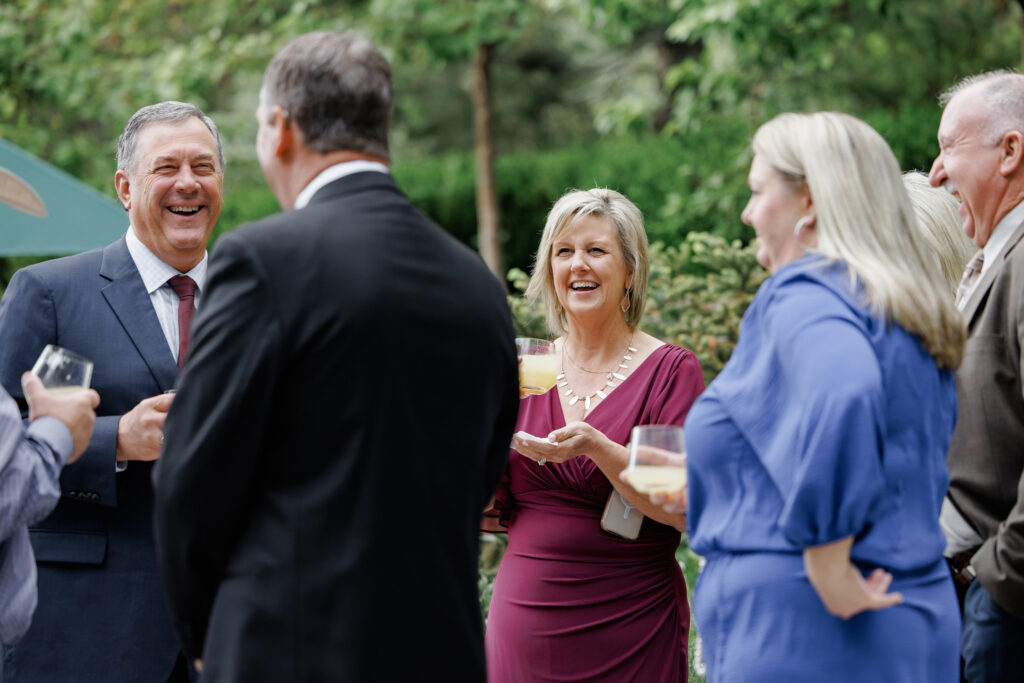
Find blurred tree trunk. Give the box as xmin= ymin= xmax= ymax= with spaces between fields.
xmin=471 ymin=42 xmax=504 ymax=278
xmin=653 ymin=36 xmax=704 ymax=132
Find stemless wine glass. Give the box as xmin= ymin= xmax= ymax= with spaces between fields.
xmin=31 ymin=344 xmax=94 ymax=395
xmin=623 ymin=425 xmax=687 ymax=496
xmin=515 ymin=337 xmax=558 ymax=396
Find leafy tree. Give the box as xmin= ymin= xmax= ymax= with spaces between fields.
xmin=369 ymin=0 xmax=556 ymax=277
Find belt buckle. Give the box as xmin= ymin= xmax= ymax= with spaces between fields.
xmin=949 ymin=549 xmax=978 ymax=587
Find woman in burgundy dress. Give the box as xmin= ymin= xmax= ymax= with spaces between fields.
xmin=484 ymin=188 xmax=704 ymax=682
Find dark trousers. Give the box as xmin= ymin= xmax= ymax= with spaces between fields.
xmin=962 ymin=579 xmax=1024 ymax=683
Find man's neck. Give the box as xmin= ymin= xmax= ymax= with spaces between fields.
xmin=281 ymin=150 xmax=389 ymax=209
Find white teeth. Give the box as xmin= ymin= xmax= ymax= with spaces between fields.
xmin=571 ymin=282 xmax=598 ymax=291
xmin=168 ymin=206 xmax=200 ymax=215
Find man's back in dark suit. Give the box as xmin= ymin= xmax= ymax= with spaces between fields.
xmin=154 ymin=32 xmax=519 ymax=682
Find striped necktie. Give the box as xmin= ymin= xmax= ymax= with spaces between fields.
xmin=955 ymin=250 xmax=985 ymax=310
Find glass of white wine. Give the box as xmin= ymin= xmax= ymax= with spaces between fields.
xmin=31 ymin=344 xmax=94 ymax=395
xmin=515 ymin=338 xmax=557 ymax=396
xmin=623 ymin=425 xmax=686 ymax=497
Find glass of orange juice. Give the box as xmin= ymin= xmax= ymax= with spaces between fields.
xmin=515 ymin=338 xmax=557 ymax=396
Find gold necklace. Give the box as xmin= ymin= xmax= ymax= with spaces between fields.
xmin=557 ymin=334 xmax=637 ymax=412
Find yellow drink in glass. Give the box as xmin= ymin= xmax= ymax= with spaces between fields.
xmin=519 ymin=353 xmax=558 ymax=396
xmin=623 ymin=465 xmax=687 ymax=495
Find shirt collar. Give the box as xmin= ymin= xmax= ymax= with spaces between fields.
xmin=125 ymin=226 xmax=208 ymax=294
xmin=982 ymin=200 xmax=1024 ymax=274
xmin=293 ymin=160 xmax=390 ymax=209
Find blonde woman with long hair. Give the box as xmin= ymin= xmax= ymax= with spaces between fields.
xmin=648 ymin=112 xmax=965 ymax=682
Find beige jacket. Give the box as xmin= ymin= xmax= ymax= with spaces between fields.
xmin=949 ymin=215 xmax=1024 ymax=617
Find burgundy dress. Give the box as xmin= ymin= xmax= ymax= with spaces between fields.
xmin=485 ymin=344 xmax=704 ymax=682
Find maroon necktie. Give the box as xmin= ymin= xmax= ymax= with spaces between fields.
xmin=167 ymin=275 xmax=197 ymax=370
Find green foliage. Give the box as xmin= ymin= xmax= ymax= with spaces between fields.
xmin=394 ymin=122 xmax=754 ymax=274
xmin=643 ymin=233 xmax=764 ymax=384
xmin=478 ymin=532 xmax=508 ymax=619
xmin=658 ymin=0 xmax=1021 ymax=136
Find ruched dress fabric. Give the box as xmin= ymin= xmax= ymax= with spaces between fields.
xmin=486 ymin=344 xmax=704 ymax=682
xmin=685 ymin=256 xmax=960 ymax=683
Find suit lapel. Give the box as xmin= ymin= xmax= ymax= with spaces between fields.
xmin=99 ymin=239 xmax=179 ymax=390
xmin=963 ymin=219 xmax=1024 ymax=327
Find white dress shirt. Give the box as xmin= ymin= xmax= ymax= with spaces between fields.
xmin=124 ymin=226 xmax=207 ymax=364
xmin=293 ymin=160 xmax=389 ymax=210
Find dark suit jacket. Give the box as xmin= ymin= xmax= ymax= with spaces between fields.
xmin=948 ymin=216 xmax=1024 ymax=618
xmin=0 ymin=238 xmax=182 ymax=681
xmin=154 ymin=171 xmax=519 ymax=682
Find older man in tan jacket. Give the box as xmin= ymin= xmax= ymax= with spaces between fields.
xmin=930 ymin=70 xmax=1024 ymax=682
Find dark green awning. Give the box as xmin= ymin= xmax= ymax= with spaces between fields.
xmin=0 ymin=138 xmax=125 ymax=255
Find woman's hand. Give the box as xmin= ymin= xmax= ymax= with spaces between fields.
xmin=511 ymin=421 xmax=607 ymax=465
xmin=636 ymin=481 xmax=688 ymax=515
xmin=803 ymin=536 xmax=903 ymax=619
xmin=617 ymin=445 xmax=688 ymax=514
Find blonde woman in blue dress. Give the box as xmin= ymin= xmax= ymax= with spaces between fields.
xmin=649 ymin=112 xmax=966 ymax=682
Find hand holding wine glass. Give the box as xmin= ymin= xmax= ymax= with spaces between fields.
xmin=31 ymin=344 xmax=94 ymax=395
xmin=25 ymin=345 xmax=99 ymax=462
xmin=621 ymin=425 xmax=688 ymax=514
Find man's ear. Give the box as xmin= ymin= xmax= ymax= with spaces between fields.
xmin=272 ymin=106 xmax=293 ymax=158
xmin=114 ymin=170 xmax=131 ymax=210
xmin=1000 ymin=129 xmax=1024 ymax=176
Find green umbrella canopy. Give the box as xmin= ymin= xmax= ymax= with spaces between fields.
xmin=0 ymin=137 xmax=126 ymax=256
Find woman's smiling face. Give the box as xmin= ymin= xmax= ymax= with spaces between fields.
xmin=550 ymin=214 xmax=631 ymax=326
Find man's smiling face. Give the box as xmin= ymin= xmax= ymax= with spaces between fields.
xmin=115 ymin=117 xmax=223 ymax=271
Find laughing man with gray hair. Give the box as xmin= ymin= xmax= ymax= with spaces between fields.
xmin=0 ymin=100 xmax=223 ymax=681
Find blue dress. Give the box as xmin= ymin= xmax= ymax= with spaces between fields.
xmin=686 ymin=256 xmax=960 ymax=682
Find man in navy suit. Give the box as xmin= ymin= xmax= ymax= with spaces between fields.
xmin=0 ymin=101 xmax=223 ymax=681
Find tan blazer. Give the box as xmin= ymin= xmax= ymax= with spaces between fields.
xmin=948 ymin=215 xmax=1024 ymax=618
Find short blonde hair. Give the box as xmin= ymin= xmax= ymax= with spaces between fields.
xmin=526 ymin=188 xmax=649 ymax=336
xmin=752 ymin=112 xmax=965 ymax=369
xmin=902 ymin=171 xmax=975 ymax=295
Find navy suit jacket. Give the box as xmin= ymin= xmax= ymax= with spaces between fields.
xmin=0 ymin=237 xmax=182 ymax=681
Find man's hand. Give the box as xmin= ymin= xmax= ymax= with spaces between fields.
xmin=22 ymin=372 xmax=100 ymax=463
xmin=115 ymin=393 xmax=175 ymax=462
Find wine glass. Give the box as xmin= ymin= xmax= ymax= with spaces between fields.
xmin=623 ymin=425 xmax=687 ymax=496
xmin=515 ymin=337 xmax=557 ymax=396
xmin=31 ymin=344 xmax=94 ymax=395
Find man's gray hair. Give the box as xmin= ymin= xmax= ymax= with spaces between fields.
xmin=262 ymin=31 xmax=392 ymax=160
xmin=940 ymin=70 xmax=1024 ymax=145
xmin=117 ymin=101 xmax=224 ymax=174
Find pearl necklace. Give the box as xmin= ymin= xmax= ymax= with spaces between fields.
xmin=557 ymin=335 xmax=637 ymax=412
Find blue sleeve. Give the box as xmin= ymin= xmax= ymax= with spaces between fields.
xmin=765 ymin=282 xmax=886 ymax=547
xmin=0 ymin=391 xmax=71 ymax=541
